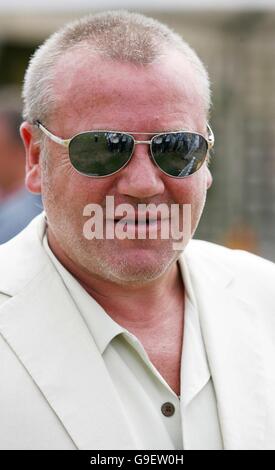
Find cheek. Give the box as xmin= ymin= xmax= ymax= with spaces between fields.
xmin=165 ymin=171 xmax=207 ymax=204
xmin=165 ymin=168 xmax=209 ymax=234
xmin=41 ymin=151 xmax=115 ymax=211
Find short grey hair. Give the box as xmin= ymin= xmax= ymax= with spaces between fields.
xmin=22 ymin=10 xmax=211 ymax=124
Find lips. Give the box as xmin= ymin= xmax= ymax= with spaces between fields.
xmin=104 ymin=212 xmax=171 ymax=238
xmin=113 ymin=212 xmax=165 ymax=224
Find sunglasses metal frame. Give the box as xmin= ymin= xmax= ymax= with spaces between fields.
xmin=34 ymin=120 xmax=215 ymax=179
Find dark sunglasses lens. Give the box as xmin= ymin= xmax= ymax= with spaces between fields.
xmin=69 ymin=132 xmax=134 ymax=176
xmin=152 ymin=132 xmax=208 ymax=177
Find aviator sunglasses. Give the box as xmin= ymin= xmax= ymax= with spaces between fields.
xmin=35 ymin=121 xmax=214 ymax=178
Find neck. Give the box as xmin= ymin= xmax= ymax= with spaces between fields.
xmin=81 ymin=260 xmax=184 ymax=329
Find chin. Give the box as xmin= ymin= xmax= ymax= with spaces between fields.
xmin=98 ymin=246 xmax=178 ymax=285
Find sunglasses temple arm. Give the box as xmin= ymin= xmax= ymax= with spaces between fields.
xmin=34 ymin=121 xmax=70 ymax=148
xmin=207 ymin=123 xmax=215 ymax=149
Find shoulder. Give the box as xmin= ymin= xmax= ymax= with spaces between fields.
xmin=0 ymin=213 xmax=48 ymax=296
xmin=184 ymin=239 xmax=275 ymax=289
xmin=186 ymin=238 xmax=275 ymax=270
xmin=181 ymin=239 xmax=275 ymax=315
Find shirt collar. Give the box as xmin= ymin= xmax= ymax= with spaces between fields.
xmin=178 ymin=253 xmax=211 ymax=407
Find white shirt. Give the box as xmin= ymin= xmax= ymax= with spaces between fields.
xmin=42 ymin=234 xmax=223 ymax=450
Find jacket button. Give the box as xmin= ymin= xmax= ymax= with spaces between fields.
xmin=161 ymin=402 xmax=175 ymax=417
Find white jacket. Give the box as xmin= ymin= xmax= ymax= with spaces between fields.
xmin=0 ymin=213 xmax=275 ymax=450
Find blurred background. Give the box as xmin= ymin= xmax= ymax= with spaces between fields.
xmin=0 ymin=0 xmax=274 ymax=260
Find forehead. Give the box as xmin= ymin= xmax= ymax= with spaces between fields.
xmin=52 ymin=47 xmax=205 ymax=131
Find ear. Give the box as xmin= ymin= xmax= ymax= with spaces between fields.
xmin=206 ymin=166 xmax=213 ymax=190
xmin=20 ymin=121 xmax=42 ymax=194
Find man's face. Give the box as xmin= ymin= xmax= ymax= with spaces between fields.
xmin=34 ymin=49 xmax=212 ymax=284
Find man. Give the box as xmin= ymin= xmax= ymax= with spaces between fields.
xmin=0 ymin=11 xmax=274 ymax=450
xmin=0 ymin=99 xmax=42 ymax=243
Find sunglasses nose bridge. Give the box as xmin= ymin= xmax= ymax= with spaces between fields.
xmin=134 ymin=139 xmax=152 ymax=145
xmin=132 ymin=138 xmax=155 ymax=166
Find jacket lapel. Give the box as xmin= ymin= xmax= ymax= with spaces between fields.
xmin=180 ymin=247 xmax=267 ymax=450
xmin=0 ymin=256 xmax=137 ymax=449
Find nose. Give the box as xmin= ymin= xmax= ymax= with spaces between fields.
xmin=116 ymin=143 xmax=165 ymax=199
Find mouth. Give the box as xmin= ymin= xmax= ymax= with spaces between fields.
xmin=112 ymin=216 xmax=169 ymax=229
xmin=114 ymin=217 xmax=156 ymax=225
xmin=113 ymin=211 xmax=165 ymax=224
xmin=106 ymin=215 xmax=171 ymax=240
